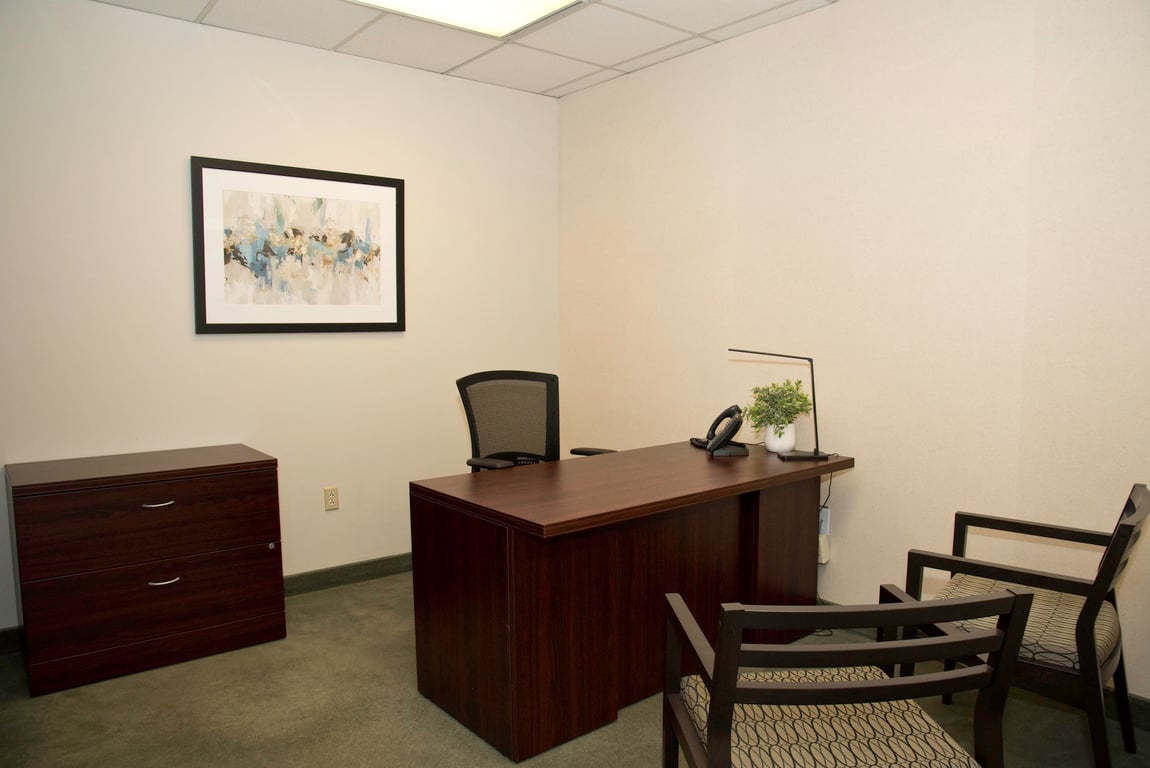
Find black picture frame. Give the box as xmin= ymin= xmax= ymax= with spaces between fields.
xmin=191 ymin=156 xmax=405 ymax=333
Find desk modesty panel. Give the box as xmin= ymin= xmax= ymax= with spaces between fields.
xmin=410 ymin=441 xmax=854 ymax=761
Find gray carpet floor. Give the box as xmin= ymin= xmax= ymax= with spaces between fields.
xmin=0 ymin=572 xmax=1146 ymax=767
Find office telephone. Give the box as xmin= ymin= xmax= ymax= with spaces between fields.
xmin=690 ymin=405 xmax=749 ymax=457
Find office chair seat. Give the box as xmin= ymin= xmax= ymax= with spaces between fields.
xmin=933 ymin=573 xmax=1120 ymax=671
xmin=679 ymin=666 xmax=980 ymax=768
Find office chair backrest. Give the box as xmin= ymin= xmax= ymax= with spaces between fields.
xmin=457 ymin=370 xmax=560 ymax=467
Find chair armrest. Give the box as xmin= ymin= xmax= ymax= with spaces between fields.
xmin=879 ymin=581 xmax=969 ymax=638
xmin=877 ymin=583 xmax=963 ymax=675
xmin=880 ymin=583 xmax=916 ymax=606
xmin=906 ymin=549 xmax=1093 ymax=598
xmin=466 ymin=457 xmax=516 ymax=470
xmin=952 ymin=511 xmax=1111 ymax=556
xmin=571 ymin=447 xmax=615 ymax=456
xmin=664 ymin=593 xmax=715 ymax=684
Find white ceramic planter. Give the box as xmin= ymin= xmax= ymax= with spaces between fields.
xmin=764 ymin=423 xmax=796 ymax=453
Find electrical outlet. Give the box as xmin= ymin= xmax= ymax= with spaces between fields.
xmin=818 ymin=533 xmax=831 ymax=564
xmin=324 ymin=486 xmax=339 ymax=511
xmin=817 ymin=505 xmax=830 ymax=564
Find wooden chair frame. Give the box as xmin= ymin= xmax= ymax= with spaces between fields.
xmin=663 ymin=588 xmax=1033 ymax=768
xmin=900 ymin=483 xmax=1148 ymax=768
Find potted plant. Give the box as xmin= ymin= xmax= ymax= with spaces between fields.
xmin=743 ymin=380 xmax=812 ymax=453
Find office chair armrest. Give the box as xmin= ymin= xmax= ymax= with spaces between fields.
xmin=906 ymin=548 xmax=1093 ymax=599
xmin=570 ymin=447 xmax=615 ymax=456
xmin=466 ymin=457 xmax=516 ymax=470
xmin=952 ymin=511 xmax=1111 ymax=556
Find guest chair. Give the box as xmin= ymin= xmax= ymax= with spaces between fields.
xmin=663 ymin=588 xmax=1034 ymax=768
xmin=456 ymin=370 xmax=612 ymax=471
xmin=899 ymin=483 xmax=1148 ymax=768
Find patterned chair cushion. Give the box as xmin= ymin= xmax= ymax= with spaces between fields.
xmin=932 ymin=573 xmax=1120 ymax=670
xmin=679 ymin=666 xmax=980 ymax=768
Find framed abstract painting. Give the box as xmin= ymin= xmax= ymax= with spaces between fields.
xmin=191 ymin=157 xmax=404 ymax=333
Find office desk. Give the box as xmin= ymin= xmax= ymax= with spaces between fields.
xmin=409 ymin=441 xmax=854 ymax=761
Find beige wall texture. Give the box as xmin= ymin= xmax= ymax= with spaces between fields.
xmin=0 ymin=1 xmax=560 ymax=625
xmin=559 ymin=0 xmax=1150 ymax=695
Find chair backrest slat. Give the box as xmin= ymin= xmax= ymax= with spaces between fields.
xmin=741 ymin=628 xmax=1005 ymax=670
xmin=736 ymin=666 xmax=993 ymax=706
xmin=731 ymin=590 xmax=1019 ymax=630
xmin=714 ymin=590 xmax=1032 ymax=710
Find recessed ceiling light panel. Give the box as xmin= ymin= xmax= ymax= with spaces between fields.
xmin=356 ymin=0 xmax=582 ymax=37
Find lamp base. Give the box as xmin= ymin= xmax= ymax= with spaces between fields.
xmin=778 ymin=450 xmax=832 ymax=461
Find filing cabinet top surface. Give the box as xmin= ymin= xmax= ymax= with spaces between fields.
xmin=5 ymin=444 xmax=276 ymax=497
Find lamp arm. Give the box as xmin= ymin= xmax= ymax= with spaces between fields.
xmin=727 ymin=348 xmax=820 ymax=455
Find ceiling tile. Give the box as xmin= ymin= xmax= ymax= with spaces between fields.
xmin=451 ymin=44 xmax=602 ymax=94
xmin=707 ymin=0 xmax=834 ymax=42
xmin=203 ymin=0 xmax=381 ymax=50
xmin=92 ymin=0 xmax=212 ymax=20
xmin=339 ymin=13 xmax=500 ymax=73
xmin=603 ymin=0 xmax=795 ymax=34
xmin=545 ymin=68 xmax=625 ymax=98
xmin=88 ymin=0 xmax=839 ymax=98
xmin=516 ymin=4 xmax=690 ymax=67
xmin=615 ymin=37 xmax=711 ymax=73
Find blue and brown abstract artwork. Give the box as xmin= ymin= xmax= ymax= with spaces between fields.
xmin=221 ymin=191 xmax=382 ymax=306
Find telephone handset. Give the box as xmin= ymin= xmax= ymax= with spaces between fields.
xmin=690 ymin=405 xmax=749 ymax=457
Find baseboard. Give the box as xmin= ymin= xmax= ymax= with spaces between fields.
xmin=0 ymin=553 xmax=415 ymax=655
xmin=1122 ymin=689 xmax=1150 ymax=733
xmin=283 ymin=552 xmax=413 ymax=596
xmin=0 ymin=625 xmax=19 ymax=656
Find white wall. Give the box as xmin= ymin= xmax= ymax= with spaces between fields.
xmin=0 ymin=0 xmax=560 ymax=627
xmin=559 ymin=0 xmax=1150 ymax=695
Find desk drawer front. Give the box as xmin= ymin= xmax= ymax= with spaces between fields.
xmin=21 ymin=542 xmax=284 ymax=664
xmin=13 ymin=469 xmax=280 ymax=580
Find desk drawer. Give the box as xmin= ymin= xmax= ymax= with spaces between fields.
xmin=21 ymin=542 xmax=284 ymax=664
xmin=12 ymin=469 xmax=280 ymax=580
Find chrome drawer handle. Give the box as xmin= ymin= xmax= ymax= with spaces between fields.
xmin=141 ymin=500 xmax=176 ymax=509
xmin=147 ymin=577 xmax=181 ymax=586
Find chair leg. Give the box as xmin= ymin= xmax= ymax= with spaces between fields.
xmin=663 ymin=704 xmax=681 ymax=768
xmin=972 ymin=696 xmax=1006 ymax=768
xmin=1083 ymin=669 xmax=1114 ymax=768
xmin=942 ymin=659 xmax=955 ymax=705
xmin=1112 ymin=654 xmax=1137 ymax=754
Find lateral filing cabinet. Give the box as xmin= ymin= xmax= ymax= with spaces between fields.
xmin=4 ymin=444 xmax=286 ymax=695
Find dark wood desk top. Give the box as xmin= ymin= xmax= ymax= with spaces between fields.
xmin=411 ymin=441 xmax=854 ymax=538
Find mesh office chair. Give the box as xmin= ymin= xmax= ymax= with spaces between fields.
xmin=457 ymin=370 xmax=611 ymax=471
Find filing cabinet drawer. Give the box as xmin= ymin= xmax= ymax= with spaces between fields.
xmin=21 ymin=542 xmax=284 ymax=664
xmin=12 ymin=469 xmax=280 ymax=580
